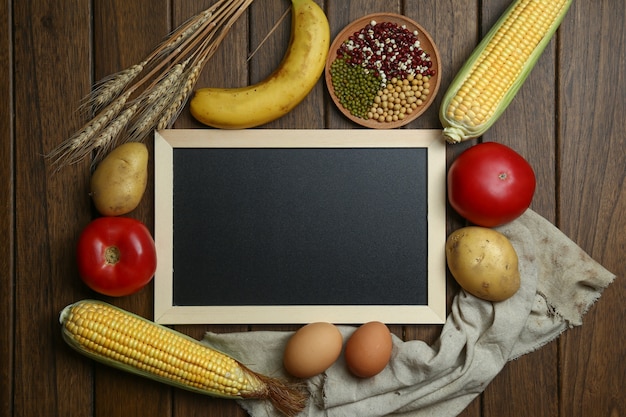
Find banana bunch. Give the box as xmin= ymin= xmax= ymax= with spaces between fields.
xmin=190 ymin=0 xmax=330 ymax=129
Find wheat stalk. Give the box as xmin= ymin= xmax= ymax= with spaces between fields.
xmin=48 ymin=0 xmax=257 ymax=169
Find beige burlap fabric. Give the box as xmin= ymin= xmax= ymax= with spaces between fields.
xmin=201 ymin=209 xmax=615 ymax=417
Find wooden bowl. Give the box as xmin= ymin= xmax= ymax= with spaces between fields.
xmin=325 ymin=13 xmax=442 ymax=129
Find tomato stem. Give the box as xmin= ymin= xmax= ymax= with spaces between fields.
xmin=104 ymin=246 xmax=121 ymax=265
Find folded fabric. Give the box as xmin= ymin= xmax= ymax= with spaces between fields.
xmin=201 ymin=209 xmax=615 ymax=417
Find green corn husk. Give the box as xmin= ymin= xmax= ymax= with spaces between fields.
xmin=439 ymin=0 xmax=573 ymax=144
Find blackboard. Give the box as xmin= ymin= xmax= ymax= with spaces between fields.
xmin=154 ymin=129 xmax=447 ymax=324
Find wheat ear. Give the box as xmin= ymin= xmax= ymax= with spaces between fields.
xmin=47 ymin=91 xmax=132 ymax=168
xmin=91 ymin=103 xmax=140 ymax=164
xmin=126 ymin=62 xmax=188 ymax=142
xmin=47 ymin=0 xmax=257 ymax=169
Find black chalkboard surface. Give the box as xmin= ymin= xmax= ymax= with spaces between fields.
xmin=154 ymin=129 xmax=447 ymax=325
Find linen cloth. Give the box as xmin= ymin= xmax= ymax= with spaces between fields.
xmin=201 ymin=209 xmax=616 ymax=417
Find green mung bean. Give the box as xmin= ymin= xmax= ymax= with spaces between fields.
xmin=330 ymin=58 xmax=381 ymax=118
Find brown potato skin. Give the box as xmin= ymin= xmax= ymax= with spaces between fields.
xmin=90 ymin=142 xmax=148 ymax=216
xmin=445 ymin=226 xmax=520 ymax=302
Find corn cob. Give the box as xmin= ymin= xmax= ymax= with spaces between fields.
xmin=439 ymin=0 xmax=573 ymax=143
xmin=59 ymin=300 xmax=306 ymax=417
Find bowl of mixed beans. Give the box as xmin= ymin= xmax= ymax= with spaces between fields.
xmin=325 ymin=13 xmax=441 ymax=129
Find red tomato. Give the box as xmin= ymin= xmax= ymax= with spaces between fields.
xmin=447 ymin=142 xmax=536 ymax=227
xmin=76 ymin=217 xmax=157 ymax=297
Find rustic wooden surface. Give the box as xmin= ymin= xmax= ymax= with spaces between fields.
xmin=2 ymin=0 xmax=624 ymax=416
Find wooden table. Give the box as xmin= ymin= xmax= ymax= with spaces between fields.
xmin=2 ymin=1 xmax=624 ymax=416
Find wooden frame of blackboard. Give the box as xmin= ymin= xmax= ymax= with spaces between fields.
xmin=153 ymin=129 xmax=447 ymax=325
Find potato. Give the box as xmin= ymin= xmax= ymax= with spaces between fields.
xmin=90 ymin=142 xmax=148 ymax=216
xmin=445 ymin=226 xmax=520 ymax=302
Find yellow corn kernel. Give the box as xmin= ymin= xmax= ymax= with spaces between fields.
xmin=62 ymin=300 xmax=259 ymax=397
xmin=59 ymin=300 xmax=307 ymax=416
xmin=440 ymin=0 xmax=572 ymax=143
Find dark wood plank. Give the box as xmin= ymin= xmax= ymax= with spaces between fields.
xmin=175 ymin=0 xmax=250 ymax=125
xmin=558 ymin=1 xmax=626 ymax=416
xmin=478 ymin=0 xmax=561 ymax=415
xmin=90 ymin=1 xmax=171 ymax=416
xmin=403 ymin=0 xmax=470 ymax=131
xmin=172 ymin=1 xmax=252 ymax=415
xmin=402 ymin=1 xmax=480 ymax=415
xmin=0 ymin=0 xmax=13 ymax=413
xmin=12 ymin=1 xmax=94 ymax=416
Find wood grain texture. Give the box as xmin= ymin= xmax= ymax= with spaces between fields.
xmin=4 ymin=0 xmax=624 ymax=416
xmin=479 ymin=0 xmax=560 ymax=416
xmin=402 ymin=0 xmax=478 ymax=337
xmin=0 ymin=0 xmax=12 ymax=413
xmin=91 ymin=0 xmax=170 ymax=416
xmin=12 ymin=1 xmax=94 ymax=417
xmin=172 ymin=1 xmax=252 ymax=415
xmin=558 ymin=2 xmax=626 ymax=417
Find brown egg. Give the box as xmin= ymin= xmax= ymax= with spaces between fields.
xmin=283 ymin=322 xmax=343 ymax=378
xmin=344 ymin=321 xmax=393 ymax=378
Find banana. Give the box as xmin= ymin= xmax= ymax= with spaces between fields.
xmin=189 ymin=0 xmax=330 ymax=129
